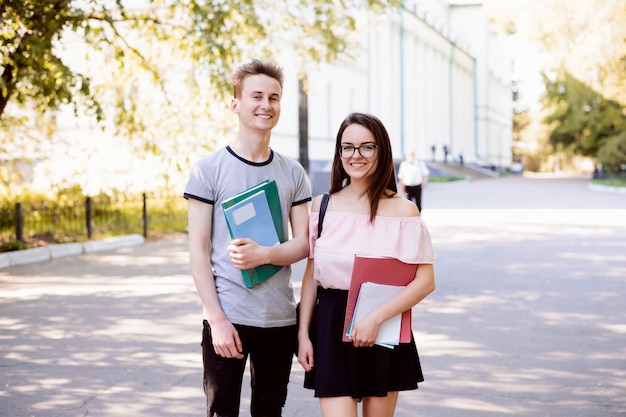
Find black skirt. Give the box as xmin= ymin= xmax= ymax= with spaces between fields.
xmin=304 ymin=288 xmax=424 ymax=398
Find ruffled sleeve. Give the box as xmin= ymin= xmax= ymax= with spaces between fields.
xmin=374 ymin=216 xmax=434 ymax=265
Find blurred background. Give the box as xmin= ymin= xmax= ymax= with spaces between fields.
xmin=1 ymin=0 xmax=625 ymax=249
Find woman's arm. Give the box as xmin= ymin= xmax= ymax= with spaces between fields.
xmin=297 ymin=258 xmax=318 ymax=371
xmin=350 ymin=264 xmax=435 ymax=348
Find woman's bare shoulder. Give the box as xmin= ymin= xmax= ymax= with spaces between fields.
xmin=310 ymin=194 xmax=325 ymax=213
xmin=379 ymin=193 xmax=420 ymax=217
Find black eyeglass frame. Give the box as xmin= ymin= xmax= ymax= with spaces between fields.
xmin=338 ymin=144 xmax=379 ymax=159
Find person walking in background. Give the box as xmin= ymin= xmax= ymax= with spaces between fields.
xmin=184 ymin=59 xmax=311 ymax=417
xmin=397 ymin=149 xmax=430 ymax=212
xmin=297 ymin=112 xmax=435 ymax=417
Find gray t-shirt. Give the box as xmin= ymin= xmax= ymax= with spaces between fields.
xmin=184 ymin=146 xmax=311 ymax=327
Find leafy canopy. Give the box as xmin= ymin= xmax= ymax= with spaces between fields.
xmin=542 ymin=71 xmax=625 ymax=158
xmin=1 ymin=0 xmax=400 ymax=194
xmin=525 ymin=0 xmax=626 ymax=170
xmin=1 ymin=0 xmax=400 ymax=123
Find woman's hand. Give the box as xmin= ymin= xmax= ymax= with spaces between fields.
xmin=350 ymin=315 xmax=380 ymax=348
xmin=297 ymin=335 xmax=315 ymax=371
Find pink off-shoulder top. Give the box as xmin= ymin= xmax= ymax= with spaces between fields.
xmin=308 ymin=211 xmax=435 ymax=290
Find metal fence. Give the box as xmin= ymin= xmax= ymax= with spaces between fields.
xmin=0 ymin=193 xmax=187 ymax=252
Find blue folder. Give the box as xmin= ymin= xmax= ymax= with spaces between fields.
xmin=223 ymin=190 xmax=280 ymax=247
xmin=221 ymin=181 xmax=283 ymax=287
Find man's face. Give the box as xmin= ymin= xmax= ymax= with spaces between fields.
xmin=231 ymin=74 xmax=282 ymax=132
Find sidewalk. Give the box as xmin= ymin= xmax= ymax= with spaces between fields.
xmin=0 ymin=234 xmax=145 ymax=269
xmin=1 ymin=176 xmax=625 ymax=417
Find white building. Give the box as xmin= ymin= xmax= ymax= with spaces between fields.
xmin=273 ymin=0 xmax=512 ymax=172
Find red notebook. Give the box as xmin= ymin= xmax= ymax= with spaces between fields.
xmin=342 ymin=255 xmax=418 ymax=343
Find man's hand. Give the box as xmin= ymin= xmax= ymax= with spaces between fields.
xmin=210 ymin=317 xmax=244 ymax=359
xmin=228 ymin=238 xmax=270 ymax=270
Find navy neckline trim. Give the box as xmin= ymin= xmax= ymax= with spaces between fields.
xmin=226 ymin=145 xmax=274 ymax=166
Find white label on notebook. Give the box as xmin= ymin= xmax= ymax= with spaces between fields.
xmin=232 ymin=202 xmax=256 ymax=225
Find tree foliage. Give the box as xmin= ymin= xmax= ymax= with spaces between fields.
xmin=526 ymin=0 xmax=626 ymax=102
xmin=597 ymin=131 xmax=626 ymax=174
xmin=1 ymin=1 xmax=97 ymax=119
xmin=528 ymin=0 xmax=626 ymax=167
xmin=1 ymin=0 xmax=400 ymax=123
xmin=542 ymin=71 xmax=626 ymax=158
xmin=1 ymin=0 xmax=400 ymax=194
xmin=494 ymin=0 xmax=626 ymax=171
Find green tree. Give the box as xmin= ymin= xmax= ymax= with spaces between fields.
xmin=542 ymin=71 xmax=626 ymax=157
xmin=597 ymin=132 xmax=626 ymax=175
xmin=1 ymin=0 xmax=399 ymax=123
xmin=492 ymin=0 xmax=626 ymax=170
xmin=1 ymin=0 xmax=400 ymax=193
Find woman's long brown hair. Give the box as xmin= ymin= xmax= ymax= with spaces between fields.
xmin=329 ymin=112 xmax=397 ymax=222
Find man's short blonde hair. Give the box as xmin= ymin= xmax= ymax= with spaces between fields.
xmin=231 ymin=59 xmax=284 ymax=98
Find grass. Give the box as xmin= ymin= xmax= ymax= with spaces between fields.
xmin=0 ymin=193 xmax=188 ymax=253
xmin=0 ymin=240 xmax=28 ymax=252
xmin=591 ymin=178 xmax=626 ymax=187
xmin=429 ymin=175 xmax=465 ymax=183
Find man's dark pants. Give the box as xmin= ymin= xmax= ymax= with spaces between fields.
xmin=405 ymin=184 xmax=423 ymax=212
xmin=202 ymin=321 xmax=297 ymax=417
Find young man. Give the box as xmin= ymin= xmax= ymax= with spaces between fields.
xmin=397 ymin=150 xmax=430 ymax=212
xmin=184 ymin=59 xmax=312 ymax=417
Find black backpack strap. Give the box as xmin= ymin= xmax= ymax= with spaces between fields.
xmin=317 ymin=192 xmax=330 ymax=238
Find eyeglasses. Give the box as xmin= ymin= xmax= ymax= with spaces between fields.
xmin=339 ymin=144 xmax=378 ymax=159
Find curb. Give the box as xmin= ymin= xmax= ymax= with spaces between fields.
xmin=0 ymin=234 xmax=145 ymax=270
xmin=588 ymin=183 xmax=626 ymax=194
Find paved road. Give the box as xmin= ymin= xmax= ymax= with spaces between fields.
xmin=1 ymin=176 xmax=625 ymax=417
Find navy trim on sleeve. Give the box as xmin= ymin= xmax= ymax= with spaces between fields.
xmin=183 ymin=193 xmax=214 ymax=205
xmin=292 ymin=197 xmax=312 ymax=207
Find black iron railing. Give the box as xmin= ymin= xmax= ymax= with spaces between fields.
xmin=0 ymin=193 xmax=187 ymax=252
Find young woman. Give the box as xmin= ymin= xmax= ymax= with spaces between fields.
xmin=297 ymin=112 xmax=435 ymax=417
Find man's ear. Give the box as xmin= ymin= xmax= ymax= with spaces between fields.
xmin=231 ymin=98 xmax=239 ymax=114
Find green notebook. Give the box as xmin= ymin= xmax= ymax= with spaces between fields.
xmin=221 ymin=180 xmax=284 ymax=288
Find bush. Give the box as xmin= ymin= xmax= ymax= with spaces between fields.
xmin=598 ymin=132 xmax=626 ymax=174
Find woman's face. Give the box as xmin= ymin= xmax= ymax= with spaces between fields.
xmin=339 ymin=123 xmax=379 ymax=183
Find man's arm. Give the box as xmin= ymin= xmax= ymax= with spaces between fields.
xmin=397 ymin=162 xmax=407 ymax=194
xmin=187 ymin=198 xmax=243 ymax=359
xmin=273 ymin=202 xmax=310 ymax=265
xmin=421 ymin=160 xmax=429 ymax=188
